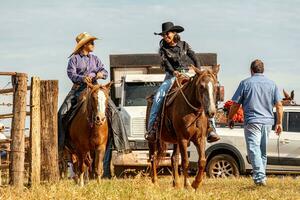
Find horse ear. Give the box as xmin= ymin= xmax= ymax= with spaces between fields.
xmin=291 ymin=90 xmax=295 ymax=100
xmin=212 ymin=64 xmax=220 ymax=75
xmin=191 ymin=64 xmax=202 ymax=74
xmin=104 ymin=81 xmax=113 ymax=90
xmin=283 ymin=89 xmax=289 ymax=99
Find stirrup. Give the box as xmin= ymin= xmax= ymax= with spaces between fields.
xmin=145 ymin=128 xmax=156 ymax=142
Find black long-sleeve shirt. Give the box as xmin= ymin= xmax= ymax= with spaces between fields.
xmin=159 ymin=40 xmax=201 ymax=75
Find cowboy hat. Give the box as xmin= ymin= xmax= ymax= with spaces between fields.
xmin=69 ymin=32 xmax=99 ymax=57
xmin=154 ymin=22 xmax=184 ymax=36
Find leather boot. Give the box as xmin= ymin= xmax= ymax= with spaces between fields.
xmin=145 ymin=120 xmax=158 ymax=142
xmin=207 ymin=119 xmax=220 ymax=143
xmin=145 ymin=128 xmax=156 ymax=142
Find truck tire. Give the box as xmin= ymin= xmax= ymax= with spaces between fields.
xmin=206 ymin=154 xmax=240 ymax=178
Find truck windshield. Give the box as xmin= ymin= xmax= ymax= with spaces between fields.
xmin=124 ymin=82 xmax=161 ymax=106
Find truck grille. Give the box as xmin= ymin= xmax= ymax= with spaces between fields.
xmin=131 ymin=117 xmax=146 ymax=136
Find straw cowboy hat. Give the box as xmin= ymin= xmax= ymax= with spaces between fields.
xmin=154 ymin=22 xmax=184 ymax=36
xmin=69 ymin=32 xmax=99 ymax=57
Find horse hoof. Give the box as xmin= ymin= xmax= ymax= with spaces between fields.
xmin=79 ymin=182 xmax=84 ymax=187
xmin=97 ymin=177 xmax=101 ymax=184
xmin=172 ymin=181 xmax=180 ymax=189
xmin=191 ymin=181 xmax=199 ymax=190
xmin=152 ymin=178 xmax=158 ymax=184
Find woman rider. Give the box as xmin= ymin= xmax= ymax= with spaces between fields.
xmin=145 ymin=22 xmax=220 ymax=143
xmin=58 ymin=33 xmax=130 ymax=174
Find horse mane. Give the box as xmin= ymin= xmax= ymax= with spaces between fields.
xmin=194 ymin=68 xmax=217 ymax=86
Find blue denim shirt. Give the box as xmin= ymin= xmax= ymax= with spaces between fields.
xmin=231 ymin=73 xmax=281 ymax=125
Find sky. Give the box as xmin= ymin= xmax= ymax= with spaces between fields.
xmin=1 ymin=0 xmax=300 ymax=126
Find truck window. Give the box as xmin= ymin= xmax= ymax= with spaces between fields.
xmin=124 ymin=82 xmax=161 ymax=106
xmin=272 ymin=112 xmax=287 ymax=132
xmin=287 ymin=112 xmax=300 ymax=132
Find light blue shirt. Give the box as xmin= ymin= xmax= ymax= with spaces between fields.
xmin=231 ymin=73 xmax=281 ymax=125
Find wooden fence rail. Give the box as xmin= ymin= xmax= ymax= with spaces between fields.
xmin=0 ymin=86 xmax=31 ymax=94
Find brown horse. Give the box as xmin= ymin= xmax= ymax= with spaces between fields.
xmin=68 ymin=82 xmax=112 ymax=186
xmin=147 ymin=65 xmax=219 ymax=190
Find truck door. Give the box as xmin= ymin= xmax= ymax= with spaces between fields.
xmin=278 ymin=111 xmax=300 ymax=171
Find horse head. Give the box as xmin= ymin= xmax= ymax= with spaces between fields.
xmin=86 ymin=82 xmax=113 ymax=127
xmin=191 ymin=64 xmax=220 ymax=118
xmin=282 ymin=89 xmax=296 ymax=105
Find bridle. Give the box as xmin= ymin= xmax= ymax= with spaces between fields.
xmin=175 ymin=72 xmax=217 ymax=113
xmin=86 ymin=85 xmax=107 ymax=128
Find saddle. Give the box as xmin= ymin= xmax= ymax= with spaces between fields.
xmin=63 ymin=88 xmax=89 ymax=152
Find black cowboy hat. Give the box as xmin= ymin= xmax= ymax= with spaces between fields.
xmin=154 ymin=22 xmax=184 ymax=36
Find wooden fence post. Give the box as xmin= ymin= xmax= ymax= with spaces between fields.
xmin=9 ymin=73 xmax=27 ymax=189
xmin=40 ymin=80 xmax=59 ymax=182
xmin=29 ymin=77 xmax=41 ymax=185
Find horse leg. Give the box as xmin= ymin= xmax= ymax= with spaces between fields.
xmin=149 ymin=142 xmax=158 ymax=184
xmin=171 ymin=144 xmax=180 ymax=188
xmin=95 ymin=144 xmax=106 ymax=183
xmin=78 ymin=153 xmax=87 ymax=187
xmin=179 ymin=139 xmax=191 ymax=189
xmin=192 ymin=136 xmax=206 ymax=190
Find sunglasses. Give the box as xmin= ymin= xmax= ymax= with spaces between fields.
xmin=88 ymin=41 xmax=95 ymax=45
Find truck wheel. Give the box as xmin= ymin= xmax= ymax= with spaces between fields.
xmin=206 ymin=154 xmax=240 ymax=178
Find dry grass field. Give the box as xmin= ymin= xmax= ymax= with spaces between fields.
xmin=0 ymin=176 xmax=300 ymax=200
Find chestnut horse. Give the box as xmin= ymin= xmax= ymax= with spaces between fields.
xmin=68 ymin=82 xmax=112 ymax=186
xmin=147 ymin=65 xmax=219 ymax=189
xmin=282 ymin=89 xmax=296 ymax=106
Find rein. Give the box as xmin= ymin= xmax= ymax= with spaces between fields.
xmin=175 ymin=77 xmax=203 ymax=113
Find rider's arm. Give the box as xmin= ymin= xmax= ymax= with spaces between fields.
xmin=186 ymin=42 xmax=201 ymax=69
xmin=67 ymin=56 xmax=85 ymax=83
xmin=95 ymin=56 xmax=108 ymax=80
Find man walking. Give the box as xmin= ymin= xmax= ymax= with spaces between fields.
xmin=228 ymin=59 xmax=283 ymax=186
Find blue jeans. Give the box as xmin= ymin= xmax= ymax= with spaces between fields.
xmin=244 ymin=123 xmax=271 ymax=183
xmin=148 ymin=77 xmax=175 ymax=130
xmin=103 ymin=133 xmax=113 ymax=178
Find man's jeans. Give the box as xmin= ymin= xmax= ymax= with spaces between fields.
xmin=148 ymin=77 xmax=175 ymax=131
xmin=244 ymin=123 xmax=272 ymax=184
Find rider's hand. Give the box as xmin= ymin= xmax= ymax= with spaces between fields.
xmin=275 ymin=124 xmax=282 ymax=135
xmin=84 ymin=76 xmax=92 ymax=83
xmin=96 ymin=72 xmax=104 ymax=79
xmin=228 ymin=119 xmax=234 ymax=129
xmin=173 ymin=71 xmax=180 ymax=77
